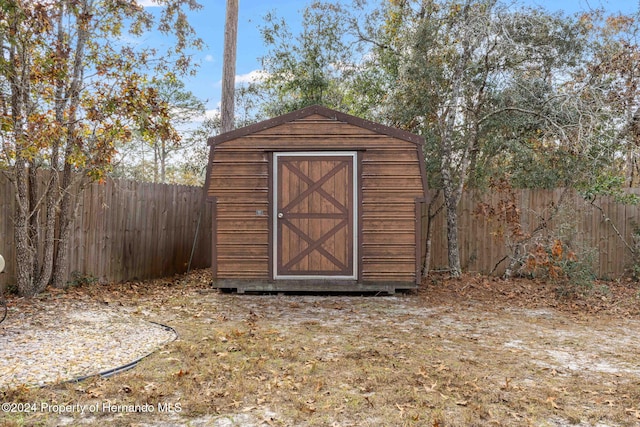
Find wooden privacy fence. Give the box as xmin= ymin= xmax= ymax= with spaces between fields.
xmin=0 ymin=175 xmax=211 ymax=289
xmin=426 ymin=188 xmax=640 ymax=279
xmin=2 ymin=176 xmax=638 ymax=289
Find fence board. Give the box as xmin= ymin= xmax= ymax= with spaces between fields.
xmin=424 ymin=188 xmax=640 ymax=280
xmin=0 ymin=173 xmax=211 ymax=290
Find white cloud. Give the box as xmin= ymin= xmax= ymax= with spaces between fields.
xmin=137 ymin=0 xmax=163 ymax=7
xmin=205 ymin=109 xmax=220 ymax=120
xmin=213 ymin=70 xmax=268 ymax=88
xmin=235 ymin=70 xmax=268 ymax=85
xmin=190 ymin=109 xmax=221 ymax=124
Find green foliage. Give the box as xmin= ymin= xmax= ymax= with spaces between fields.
xmin=249 ymin=2 xmax=382 ymax=119
xmin=67 ymin=271 xmax=98 ymax=288
xmin=579 ymin=174 xmax=640 ymax=205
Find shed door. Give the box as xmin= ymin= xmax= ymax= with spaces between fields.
xmin=274 ymin=152 xmax=357 ymax=279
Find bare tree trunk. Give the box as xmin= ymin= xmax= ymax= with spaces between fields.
xmin=52 ymin=0 xmax=89 ymax=288
xmin=161 ymin=139 xmax=166 ymax=183
xmin=35 ymin=171 xmax=58 ymax=292
xmin=439 ymin=81 xmax=465 ymax=276
xmin=436 ymin=0 xmax=475 ymax=277
xmin=221 ymin=0 xmax=238 ymax=133
xmin=52 ymin=172 xmax=85 ymax=288
xmin=422 ymin=190 xmax=443 ymax=278
xmin=424 ymin=231 xmax=432 ymax=276
xmin=154 ymin=142 xmax=159 ymax=183
xmin=14 ymin=163 xmax=36 ymax=296
xmin=442 ymin=177 xmax=462 ymax=276
xmin=9 ymin=9 xmax=38 ymax=296
xmin=37 ymin=3 xmax=67 ymax=292
xmin=28 ymin=167 xmax=40 ymax=281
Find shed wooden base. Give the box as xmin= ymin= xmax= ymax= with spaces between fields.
xmin=211 ymin=279 xmax=417 ymax=295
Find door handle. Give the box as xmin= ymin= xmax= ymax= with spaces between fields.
xmin=278 ymin=212 xmax=284 ymax=219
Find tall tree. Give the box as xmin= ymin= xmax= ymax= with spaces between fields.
xmin=581 ymin=10 xmax=640 ymax=186
xmin=111 ymin=77 xmax=205 ymax=184
xmin=249 ymin=2 xmax=375 ymax=118
xmin=373 ymin=0 xmax=592 ymax=276
xmin=221 ymin=0 xmax=238 ymax=133
xmin=0 ymin=0 xmax=203 ymax=296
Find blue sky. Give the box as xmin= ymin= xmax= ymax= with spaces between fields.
xmin=140 ymin=0 xmax=639 ymax=119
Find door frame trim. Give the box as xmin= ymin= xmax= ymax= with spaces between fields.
xmin=272 ymin=151 xmax=358 ymax=280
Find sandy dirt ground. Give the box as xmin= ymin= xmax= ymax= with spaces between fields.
xmin=1 ymin=271 xmax=639 ymax=426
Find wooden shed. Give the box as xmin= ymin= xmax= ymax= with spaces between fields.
xmin=205 ymin=105 xmax=427 ymax=293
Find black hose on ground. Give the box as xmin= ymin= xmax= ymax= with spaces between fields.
xmin=50 ymin=321 xmax=179 ymax=387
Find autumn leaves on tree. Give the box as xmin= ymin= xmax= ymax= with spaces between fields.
xmin=0 ymin=0 xmax=203 ymax=296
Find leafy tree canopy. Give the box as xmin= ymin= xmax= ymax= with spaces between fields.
xmin=0 ymin=0 xmax=204 ymax=296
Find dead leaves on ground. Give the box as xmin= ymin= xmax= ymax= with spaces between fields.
xmin=421 ymin=273 xmax=640 ymax=318
xmin=4 ymin=268 xmax=640 ymax=427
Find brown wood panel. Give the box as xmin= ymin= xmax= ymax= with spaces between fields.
xmin=362 ymin=201 xmax=416 ymax=214
xmin=212 ymin=152 xmax=268 ymax=163
xmin=362 ymin=271 xmax=415 ymax=281
xmin=244 ymin=134 xmax=399 ymax=144
xmin=364 ymin=149 xmax=421 ymax=160
xmin=296 ymin=114 xmax=337 ymax=121
xmin=255 ymin=121 xmax=380 ymax=136
xmin=362 ymin=244 xmax=415 ymax=257
xmin=362 ymin=192 xmax=423 ymax=202
xmin=216 ymin=218 xmax=268 ymax=230
xmin=363 ymin=230 xmax=415 ymax=245
xmin=217 ymin=259 xmax=270 ymax=278
xmin=210 ymin=176 xmax=268 ymax=189
xmin=0 ymin=172 xmax=211 ymax=286
xmin=217 ymin=245 xmax=268 ymax=257
xmin=362 ymin=163 xmax=422 ymax=176
xmin=230 ymin=136 xmax=416 ymax=150
xmin=362 ymin=215 xmax=415 ymax=224
xmin=209 ymin=189 xmax=268 ymax=200
xmin=364 ymin=256 xmax=415 ymax=263
xmin=362 ymin=176 xmax=424 ymax=190
xmin=216 ymin=201 xmax=269 ymax=213
xmin=363 ymin=220 xmax=414 ymax=232
xmin=218 ymin=230 xmax=268 ymax=244
xmin=210 ymin=163 xmax=268 ymax=175
xmin=276 ymin=155 xmax=354 ymax=276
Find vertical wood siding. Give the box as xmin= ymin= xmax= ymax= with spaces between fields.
xmin=0 ymin=175 xmax=211 ymax=290
xmin=425 ymin=188 xmax=640 ymax=279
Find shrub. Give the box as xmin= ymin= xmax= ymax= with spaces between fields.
xmin=67 ymin=271 xmax=98 ymax=288
xmin=525 ymin=239 xmax=596 ymax=296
